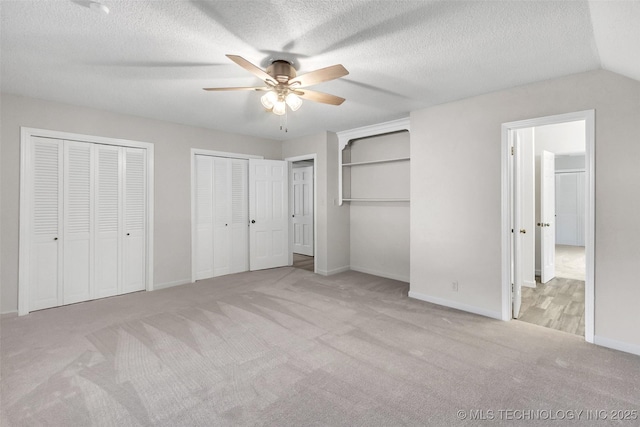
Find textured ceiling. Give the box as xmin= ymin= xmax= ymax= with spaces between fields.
xmin=1 ymin=1 xmax=638 ymax=140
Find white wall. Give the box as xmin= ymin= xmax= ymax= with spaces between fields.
xmin=0 ymin=93 xmax=281 ymax=313
xmin=348 ymin=132 xmax=410 ymax=282
xmin=410 ymin=70 xmax=640 ymax=351
xmin=534 ymin=121 xmax=587 ymax=272
xmin=282 ymin=132 xmax=350 ymax=275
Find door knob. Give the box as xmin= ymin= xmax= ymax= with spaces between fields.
xmin=54 ymin=237 xmax=58 ymax=241
xmin=127 ymin=233 xmax=130 ymax=236
xmin=545 ymin=223 xmax=550 ymax=227
xmin=520 ymin=229 xmax=526 ymax=234
xmin=251 ymin=220 xmax=255 ymax=224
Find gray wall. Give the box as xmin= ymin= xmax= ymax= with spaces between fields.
xmin=410 ymin=69 xmax=640 ymax=350
xmin=348 ymin=132 xmax=410 ymax=282
xmin=0 ymin=93 xmax=281 ymax=313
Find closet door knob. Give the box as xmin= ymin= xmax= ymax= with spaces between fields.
xmin=251 ymin=220 xmax=256 ymax=224
xmin=54 ymin=237 xmax=58 ymax=241
xmin=127 ymin=233 xmax=130 ymax=236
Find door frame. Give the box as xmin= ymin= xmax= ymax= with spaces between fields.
xmin=500 ymin=110 xmax=595 ymax=343
xmin=285 ymin=154 xmax=318 ymax=274
xmin=189 ymin=149 xmax=263 ymax=283
xmin=19 ymin=127 xmax=155 ymax=316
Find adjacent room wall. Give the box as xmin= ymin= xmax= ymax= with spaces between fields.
xmin=534 ymin=121 xmax=586 ymax=273
xmin=348 ymin=132 xmax=410 ymax=282
xmin=410 ymin=69 xmax=640 ymax=352
xmin=0 ymin=93 xmax=281 ymax=313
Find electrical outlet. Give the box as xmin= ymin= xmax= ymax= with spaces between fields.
xmin=452 ymin=281 xmax=459 ymax=292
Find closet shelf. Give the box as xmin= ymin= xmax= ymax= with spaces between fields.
xmin=342 ymin=157 xmax=410 ymax=167
xmin=342 ymin=198 xmax=410 ymax=202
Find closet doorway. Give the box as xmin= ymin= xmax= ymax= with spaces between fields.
xmin=190 ymin=149 xmax=289 ymax=282
xmin=19 ymin=128 xmax=154 ymax=316
xmin=286 ymin=154 xmax=317 ymax=274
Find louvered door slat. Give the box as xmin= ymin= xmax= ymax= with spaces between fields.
xmin=194 ymin=155 xmax=214 ymax=279
xmin=95 ymin=144 xmax=121 ymax=298
xmin=29 ymin=137 xmax=63 ymax=310
xmin=230 ymin=159 xmax=249 ymax=273
xmin=63 ymin=141 xmax=93 ymax=304
xmin=123 ymin=147 xmax=146 ymax=293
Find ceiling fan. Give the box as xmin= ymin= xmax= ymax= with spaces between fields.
xmin=203 ymin=55 xmax=349 ymax=115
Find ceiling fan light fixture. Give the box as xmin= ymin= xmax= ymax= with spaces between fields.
xmin=260 ymin=91 xmax=277 ymax=109
xmin=285 ymin=93 xmax=302 ymax=111
xmin=272 ymin=100 xmax=286 ymax=116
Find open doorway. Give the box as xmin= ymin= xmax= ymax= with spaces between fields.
xmin=502 ymin=110 xmax=594 ymax=342
xmin=286 ymin=155 xmax=316 ymax=273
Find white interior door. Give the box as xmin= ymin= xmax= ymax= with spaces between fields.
xmin=213 ymin=157 xmax=231 ymax=277
xmin=194 ymin=155 xmax=215 ymax=280
xmin=540 ymin=150 xmax=556 ymax=284
xmin=249 ymin=159 xmax=288 ymax=271
xmin=63 ymin=140 xmax=94 ymax=304
xmin=512 ymin=133 xmax=523 ymax=318
xmin=292 ymin=165 xmax=314 ymax=256
xmin=29 ymin=137 xmax=63 ymax=311
xmin=123 ymin=147 xmax=146 ymax=293
xmin=95 ymin=144 xmax=121 ymax=298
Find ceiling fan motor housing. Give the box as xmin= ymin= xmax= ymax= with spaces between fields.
xmin=267 ymin=60 xmax=296 ymax=83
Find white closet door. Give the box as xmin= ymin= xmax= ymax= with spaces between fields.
xmin=123 ymin=147 xmax=146 ymax=293
xmin=292 ymin=165 xmax=314 ymax=256
xmin=213 ymin=157 xmax=231 ymax=277
xmin=95 ymin=145 xmax=122 ymax=298
xmin=230 ymin=159 xmax=249 ymax=274
xmin=249 ymin=159 xmax=288 ymax=271
xmin=62 ymin=141 xmax=94 ymax=304
xmin=29 ymin=137 xmax=63 ymax=311
xmin=194 ymin=155 xmax=214 ymax=279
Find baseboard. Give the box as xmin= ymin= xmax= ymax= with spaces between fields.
xmin=154 ymin=278 xmax=191 ymax=290
xmin=350 ymin=265 xmax=409 ymax=283
xmin=594 ymin=335 xmax=640 ymax=357
xmin=1 ymin=309 xmax=18 ymax=316
xmin=523 ymin=279 xmax=536 ymax=288
xmin=316 ymin=265 xmax=350 ymax=276
xmin=408 ymin=290 xmax=502 ymax=320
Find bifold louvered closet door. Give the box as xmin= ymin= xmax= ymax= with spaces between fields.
xmin=27 ymin=136 xmax=146 ymax=311
xmin=194 ymin=155 xmax=248 ymax=280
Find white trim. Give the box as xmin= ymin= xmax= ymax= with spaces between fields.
xmin=350 ymin=265 xmax=409 ymax=283
xmin=523 ymin=280 xmax=536 ymax=288
xmin=337 ymin=118 xmax=410 ymax=206
xmin=501 ymin=110 xmax=595 ymax=344
xmin=336 ymin=118 xmax=411 ymax=151
xmin=19 ymin=127 xmax=154 ymax=316
xmin=555 ymin=169 xmax=585 ymax=174
xmin=408 ymin=291 xmax=503 ymax=320
xmin=1 ymin=310 xmax=18 ymax=316
xmin=285 ymin=154 xmax=318 ymax=274
xmin=316 ymin=265 xmax=350 ymax=276
xmin=154 ymin=278 xmax=191 ymax=290
xmin=190 ymin=149 xmax=265 ymax=283
xmin=191 ymin=148 xmax=263 ymax=160
xmin=594 ymin=336 xmax=640 ymax=357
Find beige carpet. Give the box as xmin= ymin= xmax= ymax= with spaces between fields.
xmin=2 ymin=268 xmax=639 ymax=426
xmin=555 ymin=245 xmax=585 ymax=280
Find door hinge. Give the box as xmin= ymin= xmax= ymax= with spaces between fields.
xmin=511 ymin=146 xmax=514 ymax=155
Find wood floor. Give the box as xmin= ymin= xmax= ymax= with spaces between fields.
xmin=518 ymin=277 xmax=585 ymax=336
xmin=293 ymin=253 xmax=314 ymax=272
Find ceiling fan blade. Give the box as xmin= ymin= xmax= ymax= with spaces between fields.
xmin=226 ymin=55 xmax=275 ymax=84
xmin=203 ymin=87 xmax=269 ymax=91
xmin=289 ymin=64 xmax=349 ymax=88
xmin=294 ymin=89 xmax=345 ymax=106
